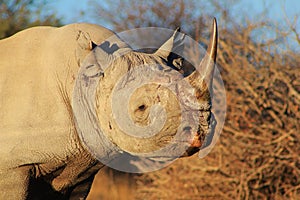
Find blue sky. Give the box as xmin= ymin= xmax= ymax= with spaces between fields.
xmin=48 ymin=0 xmax=300 ymax=51
xmin=48 ymin=0 xmax=90 ymax=24
xmin=51 ymin=0 xmax=300 ymax=26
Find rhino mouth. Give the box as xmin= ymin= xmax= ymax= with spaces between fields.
xmin=178 ymin=125 xmax=205 ymax=157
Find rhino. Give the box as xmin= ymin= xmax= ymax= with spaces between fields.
xmin=0 ymin=18 xmax=218 ymax=199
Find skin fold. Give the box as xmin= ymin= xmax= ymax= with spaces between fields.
xmin=0 ymin=20 xmax=217 ymax=199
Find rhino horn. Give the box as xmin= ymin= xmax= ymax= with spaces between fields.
xmin=185 ymin=18 xmax=218 ymax=94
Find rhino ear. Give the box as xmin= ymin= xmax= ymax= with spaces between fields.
xmin=93 ymin=39 xmax=132 ymax=71
xmin=93 ymin=42 xmax=114 ymax=71
xmin=154 ymin=28 xmax=185 ymax=70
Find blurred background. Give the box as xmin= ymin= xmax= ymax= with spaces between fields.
xmin=1 ymin=0 xmax=299 ymax=199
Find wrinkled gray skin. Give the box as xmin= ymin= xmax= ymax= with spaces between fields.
xmin=0 ymin=20 xmax=218 ymax=199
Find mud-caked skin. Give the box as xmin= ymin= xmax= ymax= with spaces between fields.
xmin=0 ymin=20 xmax=218 ymax=199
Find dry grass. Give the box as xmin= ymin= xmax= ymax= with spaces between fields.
xmin=88 ymin=19 xmax=300 ymax=200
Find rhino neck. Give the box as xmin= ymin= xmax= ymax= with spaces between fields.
xmin=72 ymin=56 xmax=123 ymax=165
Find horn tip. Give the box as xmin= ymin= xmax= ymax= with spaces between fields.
xmin=212 ymin=17 xmax=218 ymax=37
xmin=207 ymin=17 xmax=218 ymax=61
xmin=213 ymin=17 xmax=217 ymax=26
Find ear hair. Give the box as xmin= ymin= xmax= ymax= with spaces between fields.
xmin=165 ymin=52 xmax=184 ymax=71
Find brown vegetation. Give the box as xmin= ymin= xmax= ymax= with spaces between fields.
xmin=88 ymin=24 xmax=300 ymax=200
xmin=132 ymin=23 xmax=300 ymax=200
xmin=87 ymin=1 xmax=300 ymax=199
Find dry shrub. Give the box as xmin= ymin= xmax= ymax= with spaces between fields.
xmin=132 ymin=21 xmax=300 ymax=200
xmin=89 ymin=23 xmax=300 ymax=199
xmin=87 ymin=1 xmax=300 ymax=199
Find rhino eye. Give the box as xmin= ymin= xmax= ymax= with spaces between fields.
xmin=138 ymin=104 xmax=146 ymax=111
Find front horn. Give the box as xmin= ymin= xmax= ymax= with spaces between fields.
xmin=185 ymin=18 xmax=218 ymax=93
